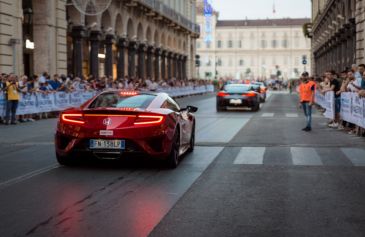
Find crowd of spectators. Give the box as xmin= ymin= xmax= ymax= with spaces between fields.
xmin=311 ymin=64 xmax=365 ymax=136
xmin=0 ymin=72 xmax=212 ymax=125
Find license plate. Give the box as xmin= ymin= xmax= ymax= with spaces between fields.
xmin=90 ymin=139 xmax=125 ymax=150
xmin=230 ymin=99 xmax=242 ymax=104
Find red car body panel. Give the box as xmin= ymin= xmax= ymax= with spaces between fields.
xmin=55 ymin=91 xmax=195 ymax=160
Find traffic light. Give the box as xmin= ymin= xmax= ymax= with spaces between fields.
xmin=195 ymin=55 xmax=200 ymax=67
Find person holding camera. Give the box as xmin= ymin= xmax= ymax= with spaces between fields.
xmin=4 ymin=74 xmax=20 ymax=125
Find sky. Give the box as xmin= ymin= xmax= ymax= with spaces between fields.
xmin=210 ymin=0 xmax=311 ymax=20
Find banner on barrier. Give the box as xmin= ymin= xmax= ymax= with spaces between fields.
xmin=54 ymin=92 xmax=70 ymax=110
xmin=340 ymin=92 xmax=353 ymax=124
xmin=324 ymin=91 xmax=335 ymax=119
xmin=352 ymin=93 xmax=364 ymax=128
xmin=0 ymin=92 xmax=5 ymax=117
xmin=315 ymin=91 xmax=334 ymax=119
xmin=17 ymin=93 xmax=37 ymax=115
xmin=70 ymin=91 xmax=83 ymax=106
xmin=37 ymin=93 xmax=55 ymax=113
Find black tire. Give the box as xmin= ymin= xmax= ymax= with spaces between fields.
xmin=251 ymin=103 xmax=260 ymax=112
xmin=187 ymin=124 xmax=195 ymax=153
xmin=216 ymin=104 xmax=224 ymax=112
xmin=167 ymin=129 xmax=180 ymax=169
xmin=56 ymin=153 xmax=76 ymax=166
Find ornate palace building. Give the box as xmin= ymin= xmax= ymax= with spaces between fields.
xmin=196 ymin=1 xmax=311 ymax=80
xmin=0 ymin=0 xmax=199 ymax=80
xmin=310 ymin=0 xmax=364 ymax=75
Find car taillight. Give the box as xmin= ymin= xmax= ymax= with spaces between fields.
xmin=217 ymin=92 xmax=229 ymax=97
xmin=243 ymin=92 xmax=256 ymax=97
xmin=61 ymin=113 xmax=85 ymax=125
xmin=134 ymin=115 xmax=164 ymax=125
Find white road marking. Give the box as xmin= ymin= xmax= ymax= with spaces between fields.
xmin=0 ymin=164 xmax=59 ymax=191
xmin=341 ymin=148 xmax=365 ymax=166
xmin=262 ymin=113 xmax=274 ymax=117
xmin=196 ymin=118 xmax=250 ymax=143
xmin=233 ymin=147 xmax=266 ymax=165
xmin=286 ymin=113 xmax=299 ymax=118
xmin=290 ymin=147 xmax=323 ymax=166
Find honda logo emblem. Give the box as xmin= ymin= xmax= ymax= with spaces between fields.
xmin=103 ymin=118 xmax=112 ymax=126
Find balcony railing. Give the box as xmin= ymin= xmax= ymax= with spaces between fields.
xmin=131 ymin=0 xmax=200 ymax=35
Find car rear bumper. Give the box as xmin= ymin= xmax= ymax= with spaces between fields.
xmin=217 ymin=97 xmax=259 ymax=108
xmin=55 ymin=132 xmax=171 ymax=160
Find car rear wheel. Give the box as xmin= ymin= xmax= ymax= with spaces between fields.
xmin=187 ymin=124 xmax=195 ymax=153
xmin=251 ymin=103 xmax=260 ymax=112
xmin=216 ymin=104 xmax=224 ymax=112
xmin=56 ymin=153 xmax=76 ymax=166
xmin=167 ymin=129 xmax=180 ymax=169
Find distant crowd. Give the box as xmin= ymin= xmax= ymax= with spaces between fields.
xmin=0 ymin=72 xmax=212 ymax=125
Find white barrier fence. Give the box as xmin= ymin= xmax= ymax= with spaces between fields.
xmin=314 ymin=91 xmax=335 ymax=119
xmin=315 ymin=90 xmax=365 ymax=128
xmin=0 ymin=85 xmax=214 ymax=116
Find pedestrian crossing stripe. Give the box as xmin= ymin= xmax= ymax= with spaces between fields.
xmin=290 ymin=147 xmax=323 ymax=166
xmin=261 ymin=113 xmax=274 ymax=117
xmin=285 ymin=113 xmax=299 ymax=118
xmin=232 ymin=147 xmax=365 ymax=167
xmin=233 ymin=147 xmax=266 ymax=164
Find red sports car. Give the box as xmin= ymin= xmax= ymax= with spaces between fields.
xmin=55 ymin=90 xmax=198 ymax=168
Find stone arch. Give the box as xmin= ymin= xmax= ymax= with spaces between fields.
xmin=126 ymin=18 xmax=134 ymax=39
xmin=178 ymin=39 xmax=182 ymax=51
xmin=160 ymin=32 xmax=166 ymax=47
xmin=183 ymin=41 xmax=186 ymax=51
xmin=167 ymin=35 xmax=172 ymax=49
xmin=85 ymin=15 xmax=98 ymax=29
xmin=67 ymin=5 xmax=82 ymax=25
xmin=146 ymin=26 xmax=153 ymax=44
xmin=101 ymin=10 xmax=112 ymax=32
xmin=115 ymin=13 xmax=123 ymax=36
xmin=154 ymin=29 xmax=160 ymax=46
xmin=137 ymin=22 xmax=144 ymax=41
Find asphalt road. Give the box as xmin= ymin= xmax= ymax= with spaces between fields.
xmin=1 ymin=91 xmax=365 ymax=237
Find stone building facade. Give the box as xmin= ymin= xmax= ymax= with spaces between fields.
xmin=311 ymin=0 xmax=365 ymax=75
xmin=0 ymin=0 xmax=199 ymax=80
xmin=196 ymin=1 xmax=311 ymax=80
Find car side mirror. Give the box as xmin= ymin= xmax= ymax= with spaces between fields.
xmin=187 ymin=105 xmax=198 ymax=113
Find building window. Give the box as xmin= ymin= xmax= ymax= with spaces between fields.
xmin=197 ymin=41 xmax=201 ymax=48
xmin=261 ymin=40 xmax=267 ymax=48
xmin=282 ymin=39 xmax=288 ymax=48
xmin=217 ymin=58 xmax=222 ymax=66
xmin=272 ymin=40 xmax=277 ymax=48
xmin=239 ymin=59 xmax=244 ymax=66
xmin=217 ymin=40 xmax=222 ymax=48
xmin=238 ymin=40 xmax=242 ymax=48
xmin=206 ymin=42 xmax=211 ymax=48
xmin=229 ymin=58 xmax=233 ymax=67
xmin=228 ymin=40 xmax=233 ymax=48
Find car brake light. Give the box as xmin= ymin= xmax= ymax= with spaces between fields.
xmin=120 ymin=91 xmax=138 ymax=96
xmin=243 ymin=92 xmax=256 ymax=97
xmin=61 ymin=113 xmax=85 ymax=125
xmin=134 ymin=115 xmax=164 ymax=125
xmin=217 ymin=91 xmax=229 ymax=97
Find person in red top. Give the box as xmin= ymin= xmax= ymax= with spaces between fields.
xmin=299 ymin=72 xmax=315 ymax=131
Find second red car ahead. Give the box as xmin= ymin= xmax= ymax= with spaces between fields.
xmin=55 ymin=90 xmax=198 ymax=168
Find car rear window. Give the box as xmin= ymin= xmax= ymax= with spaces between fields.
xmin=89 ymin=92 xmax=156 ymax=109
xmin=224 ymin=84 xmax=251 ymax=93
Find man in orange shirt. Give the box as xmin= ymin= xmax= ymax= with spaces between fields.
xmin=299 ymin=72 xmax=315 ymax=131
